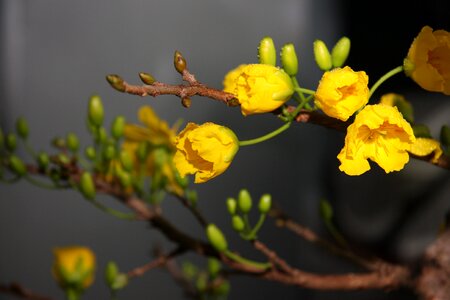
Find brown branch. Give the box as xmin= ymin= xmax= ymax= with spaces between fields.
xmin=0 ymin=282 xmax=54 ymax=300
xmin=127 ymin=247 xmax=185 ymax=278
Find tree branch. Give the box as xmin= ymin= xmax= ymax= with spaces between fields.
xmin=0 ymin=282 xmax=54 ymax=300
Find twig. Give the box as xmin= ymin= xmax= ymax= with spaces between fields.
xmin=127 ymin=247 xmax=185 ymax=278
xmin=0 ymin=282 xmax=54 ymax=300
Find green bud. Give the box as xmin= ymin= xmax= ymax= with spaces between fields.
xmin=238 ymin=189 xmax=252 ymax=214
xmin=207 ymin=258 xmax=221 ymax=278
xmin=319 ymin=199 xmax=333 ymax=221
xmin=79 ymin=171 xmax=96 ymax=200
xmin=195 ymin=273 xmax=207 ymax=292
xmin=258 ymin=194 xmax=272 ymax=214
xmin=66 ymin=133 xmax=80 ymax=152
xmin=85 ymin=146 xmax=96 ymax=160
xmin=186 ymin=189 xmax=198 ymax=206
xmin=95 ymin=127 xmax=108 ymax=144
xmin=214 ymin=280 xmax=231 ymax=296
xmin=52 ymin=137 xmax=66 ymax=149
xmin=9 ymin=155 xmax=26 ymax=176
xmin=117 ymin=170 xmax=132 ymax=189
xmin=103 ymin=145 xmax=116 ymax=161
xmin=106 ymin=74 xmax=126 ymax=92
xmin=37 ymin=152 xmax=50 ymax=170
xmin=181 ymin=97 xmax=192 ymax=108
xmin=111 ymin=116 xmax=125 ymax=139
xmin=111 ymin=274 xmax=128 ymax=290
xmin=181 ymin=262 xmax=198 ymax=280
xmin=16 ymin=117 xmax=29 ymax=139
xmin=5 ymin=133 xmax=17 ymax=152
xmin=136 ymin=142 xmax=149 ymax=162
xmin=313 ymin=40 xmax=332 ymax=71
xmin=88 ymin=95 xmax=104 ymax=127
xmin=57 ymin=153 xmax=70 ymax=165
xmin=280 ymin=43 xmax=298 ymax=76
xmin=331 ymin=37 xmax=351 ymax=68
xmin=119 ymin=150 xmax=133 ymax=172
xmin=440 ymin=125 xmax=450 ymax=147
xmin=174 ymin=50 xmax=187 ymax=74
xmin=231 ymin=215 xmax=245 ymax=232
xmin=105 ymin=261 xmax=119 ymax=286
xmin=258 ymin=36 xmax=276 ymax=66
xmin=153 ymin=148 xmax=168 ymax=168
xmin=226 ymin=197 xmax=237 ymax=215
xmin=139 ymin=72 xmax=156 ymax=85
xmin=174 ymin=168 xmax=189 ymax=189
xmin=206 ymin=224 xmax=228 ymax=252
xmin=413 ymin=124 xmax=432 ymax=138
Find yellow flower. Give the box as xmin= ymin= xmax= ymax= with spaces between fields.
xmin=173 ymin=122 xmax=239 ymax=183
xmin=223 ymin=64 xmax=294 ymax=116
xmin=407 ymin=137 xmax=443 ymax=163
xmin=52 ymin=246 xmax=96 ymax=290
xmin=123 ymin=106 xmax=184 ymax=195
xmin=404 ymin=26 xmax=450 ymax=95
xmin=379 ymin=93 xmax=414 ymax=123
xmin=314 ymin=66 xmax=369 ymax=121
xmin=337 ymin=104 xmax=415 ymax=175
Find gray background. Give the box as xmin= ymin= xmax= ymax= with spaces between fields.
xmin=1 ymin=0 xmax=449 ymax=299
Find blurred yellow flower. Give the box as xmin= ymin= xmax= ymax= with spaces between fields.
xmin=404 ymin=26 xmax=450 ymax=95
xmin=314 ymin=66 xmax=369 ymax=121
xmin=173 ymin=122 xmax=239 ymax=183
xmin=338 ymin=104 xmax=415 ymax=175
xmin=52 ymin=246 xmax=96 ymax=290
xmin=223 ymin=64 xmax=294 ymax=116
xmin=407 ymin=137 xmax=443 ymax=163
xmin=123 ymin=106 xmax=184 ymax=195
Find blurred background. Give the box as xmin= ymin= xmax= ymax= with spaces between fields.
xmin=0 ymin=0 xmax=449 ymax=299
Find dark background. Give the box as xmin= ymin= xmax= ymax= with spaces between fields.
xmin=1 ymin=0 xmax=449 ymax=299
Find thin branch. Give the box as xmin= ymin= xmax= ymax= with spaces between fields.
xmin=0 ymin=282 xmax=54 ymax=300
xmin=127 ymin=247 xmax=185 ymax=278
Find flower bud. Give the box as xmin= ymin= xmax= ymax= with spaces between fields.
xmin=258 ymin=37 xmax=276 ymax=66
xmin=231 ymin=215 xmax=245 ymax=232
xmin=88 ymin=95 xmax=104 ymax=127
xmin=66 ymin=133 xmax=80 ymax=152
xmin=174 ymin=50 xmax=187 ymax=74
xmin=117 ymin=169 xmax=132 ymax=189
xmin=52 ymin=137 xmax=66 ymax=149
xmin=9 ymin=155 xmax=26 ymax=176
xmin=413 ymin=124 xmax=432 ymax=138
xmin=85 ymin=146 xmax=96 ymax=160
xmin=103 ymin=145 xmax=116 ymax=161
xmin=280 ymin=43 xmax=298 ymax=76
xmin=95 ymin=127 xmax=108 ymax=144
xmin=186 ymin=189 xmax=198 ymax=206
xmin=226 ymin=197 xmax=237 ymax=215
xmin=52 ymin=246 xmax=96 ymax=290
xmin=16 ymin=117 xmax=29 ymax=139
xmin=207 ymin=258 xmax=221 ymax=278
xmin=79 ymin=172 xmax=96 ymax=200
xmin=313 ymin=40 xmax=332 ymax=71
xmin=258 ymin=194 xmax=272 ymax=214
xmin=440 ymin=124 xmax=450 ymax=147
xmin=106 ymin=74 xmax=126 ymax=92
xmin=5 ymin=133 xmax=17 ymax=152
xmin=181 ymin=97 xmax=192 ymax=108
xmin=111 ymin=116 xmax=125 ymax=139
xmin=238 ymin=189 xmax=252 ymax=214
xmin=136 ymin=142 xmax=149 ymax=162
xmin=319 ymin=199 xmax=333 ymax=221
xmin=57 ymin=154 xmax=70 ymax=165
xmin=119 ymin=150 xmax=133 ymax=172
xmin=37 ymin=152 xmax=50 ymax=170
xmin=104 ymin=261 xmax=128 ymax=291
xmin=331 ymin=37 xmax=351 ymax=68
xmin=139 ymin=72 xmax=156 ymax=85
xmin=206 ymin=224 xmax=228 ymax=252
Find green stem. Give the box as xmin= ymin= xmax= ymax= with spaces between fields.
xmin=294 ymin=87 xmax=316 ymax=95
xmin=87 ymin=199 xmax=137 ymax=220
xmin=224 ymin=250 xmax=271 ymax=270
xmin=369 ymin=66 xmax=403 ymax=100
xmin=242 ymin=214 xmax=266 ymax=241
xmin=238 ymin=122 xmax=291 ymax=147
xmin=65 ymin=289 xmax=80 ymax=300
xmin=291 ymin=77 xmax=306 ymax=103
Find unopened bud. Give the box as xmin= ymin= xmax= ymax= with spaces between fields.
xmin=88 ymin=95 xmax=104 ymax=127
xmin=226 ymin=197 xmax=237 ymax=215
xmin=238 ymin=189 xmax=252 ymax=214
xmin=37 ymin=152 xmax=50 ymax=170
xmin=85 ymin=146 xmax=96 ymax=160
xmin=119 ymin=150 xmax=133 ymax=172
xmin=136 ymin=142 xmax=149 ymax=162
xmin=207 ymin=258 xmax=221 ymax=278
xmin=440 ymin=125 xmax=450 ymax=147
xmin=117 ymin=170 xmax=132 ymax=189
xmin=258 ymin=194 xmax=272 ymax=214
xmin=9 ymin=155 xmax=26 ymax=176
xmin=52 ymin=137 xmax=66 ymax=149
xmin=231 ymin=215 xmax=245 ymax=232
xmin=105 ymin=261 xmax=128 ymax=291
xmin=331 ymin=37 xmax=351 ymax=68
xmin=181 ymin=97 xmax=191 ymax=108
xmin=5 ymin=133 xmax=17 ymax=152
xmin=206 ymin=224 xmax=228 ymax=252
xmin=280 ymin=43 xmax=298 ymax=76
xmin=16 ymin=117 xmax=29 ymax=139
xmin=106 ymin=74 xmax=126 ymax=92
xmin=139 ymin=72 xmax=156 ymax=85
xmin=79 ymin=171 xmax=96 ymax=200
xmin=174 ymin=51 xmax=187 ymax=74
xmin=103 ymin=144 xmax=116 ymax=161
xmin=258 ymin=37 xmax=276 ymax=66
xmin=66 ymin=133 xmax=80 ymax=152
xmin=319 ymin=199 xmax=333 ymax=221
xmin=313 ymin=40 xmax=332 ymax=71
xmin=111 ymin=116 xmax=125 ymax=139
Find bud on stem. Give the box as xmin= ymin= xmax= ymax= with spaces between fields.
xmin=106 ymin=74 xmax=126 ymax=92
xmin=174 ymin=51 xmax=187 ymax=74
xmin=313 ymin=40 xmax=332 ymax=71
